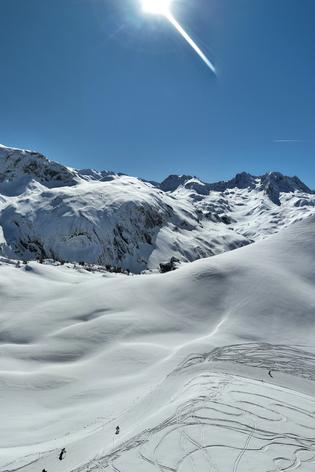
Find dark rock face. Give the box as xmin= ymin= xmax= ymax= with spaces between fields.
xmin=208 ymin=172 xmax=257 ymax=192
xmin=159 ymin=257 xmax=180 ymax=273
xmin=259 ymin=173 xmax=313 ymax=205
xmin=184 ymin=180 xmax=210 ymax=195
xmin=160 ymin=175 xmax=194 ymax=192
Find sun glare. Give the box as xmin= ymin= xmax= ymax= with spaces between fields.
xmin=141 ymin=0 xmax=216 ymax=73
xmin=142 ymin=0 xmax=172 ymax=16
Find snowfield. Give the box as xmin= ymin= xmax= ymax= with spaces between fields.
xmin=0 ymin=144 xmax=315 ymax=272
xmin=0 ymin=212 xmax=315 ymax=471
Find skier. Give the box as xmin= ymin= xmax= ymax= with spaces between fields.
xmin=59 ymin=447 xmax=66 ymax=461
xmin=268 ymin=370 xmax=273 ymax=378
xmin=115 ymin=426 xmax=120 ymax=435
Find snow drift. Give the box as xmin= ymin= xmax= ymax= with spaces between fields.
xmin=0 ymin=214 xmax=315 ymax=470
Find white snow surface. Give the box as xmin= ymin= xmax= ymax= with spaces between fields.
xmin=1 ymin=215 xmax=315 ymax=471
xmin=0 ymin=144 xmax=315 ymax=272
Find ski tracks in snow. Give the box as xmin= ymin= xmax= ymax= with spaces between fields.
xmin=6 ymin=344 xmax=315 ymax=472
xmin=85 ymin=345 xmax=315 ymax=472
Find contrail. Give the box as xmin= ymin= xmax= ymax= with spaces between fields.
xmin=274 ymin=139 xmax=308 ymax=143
xmin=165 ymin=12 xmax=216 ymax=74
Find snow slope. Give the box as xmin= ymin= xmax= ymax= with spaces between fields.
xmin=0 ymin=215 xmax=315 ymax=471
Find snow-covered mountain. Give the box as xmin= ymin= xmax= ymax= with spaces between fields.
xmin=0 ymin=214 xmax=315 ymax=471
xmin=160 ymin=171 xmax=313 ymax=204
xmin=1 ymin=143 xmax=315 ymax=471
xmin=0 ymin=144 xmax=78 ymax=187
xmin=0 ymin=143 xmax=314 ymax=272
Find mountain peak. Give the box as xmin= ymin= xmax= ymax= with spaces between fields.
xmin=1 ymin=144 xmax=313 ymax=204
xmin=0 ymin=144 xmax=78 ymax=189
xmin=260 ymin=172 xmax=313 ymax=204
xmin=160 ymin=174 xmax=194 ymax=192
xmin=158 ymin=170 xmax=313 ymax=204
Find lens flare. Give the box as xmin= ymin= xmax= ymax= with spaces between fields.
xmin=141 ymin=0 xmax=216 ymax=74
xmin=166 ymin=13 xmax=216 ymax=74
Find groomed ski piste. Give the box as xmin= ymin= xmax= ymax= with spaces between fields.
xmin=1 ymin=215 xmax=315 ymax=471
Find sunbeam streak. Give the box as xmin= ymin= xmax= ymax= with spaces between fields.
xmin=141 ymin=0 xmax=216 ymax=74
xmin=165 ymin=12 xmax=216 ymax=74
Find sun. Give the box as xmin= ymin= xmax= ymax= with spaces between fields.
xmin=140 ymin=0 xmax=216 ymax=73
xmin=141 ymin=0 xmax=172 ymax=16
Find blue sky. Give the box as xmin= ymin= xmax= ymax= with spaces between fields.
xmin=0 ymin=0 xmax=314 ymax=185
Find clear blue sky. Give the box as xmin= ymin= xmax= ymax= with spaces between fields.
xmin=0 ymin=0 xmax=314 ymax=186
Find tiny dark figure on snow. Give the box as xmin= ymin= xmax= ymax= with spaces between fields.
xmin=115 ymin=426 xmax=120 ymax=435
xmin=268 ymin=370 xmax=273 ymax=378
xmin=42 ymin=469 xmax=47 ymax=472
xmin=59 ymin=447 xmax=66 ymax=461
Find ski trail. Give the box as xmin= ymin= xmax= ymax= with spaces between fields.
xmin=232 ymin=419 xmax=256 ymax=472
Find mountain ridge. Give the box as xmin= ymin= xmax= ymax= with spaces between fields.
xmin=159 ymin=171 xmax=314 ymax=204
xmin=0 ymin=143 xmax=314 ymax=271
xmin=1 ymin=144 xmax=313 ymax=196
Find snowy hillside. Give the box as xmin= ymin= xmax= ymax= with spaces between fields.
xmin=0 ymin=144 xmax=315 ymax=272
xmin=0 ymin=215 xmax=315 ymax=471
xmin=0 ymin=144 xmax=78 ymax=187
